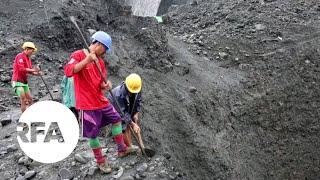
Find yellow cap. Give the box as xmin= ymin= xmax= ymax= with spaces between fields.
xmin=22 ymin=42 xmax=37 ymax=52
xmin=125 ymin=73 xmax=142 ymax=93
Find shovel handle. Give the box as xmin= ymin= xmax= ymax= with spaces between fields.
xmin=37 ymin=65 xmax=54 ymax=100
xmin=39 ymin=75 xmax=54 ymax=100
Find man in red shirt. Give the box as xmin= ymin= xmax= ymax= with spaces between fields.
xmin=64 ymin=31 xmax=139 ymax=173
xmin=12 ymin=42 xmax=41 ymax=112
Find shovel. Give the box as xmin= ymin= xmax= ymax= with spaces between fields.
xmin=37 ymin=64 xmax=54 ymax=101
xmin=69 ymin=16 xmax=155 ymax=157
xmin=110 ymin=93 xmax=155 ymax=158
xmin=128 ymin=94 xmax=155 ymax=158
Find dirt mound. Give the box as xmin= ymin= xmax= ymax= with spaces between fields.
xmin=0 ymin=0 xmax=181 ymax=179
xmin=160 ymin=0 xmax=320 ymax=179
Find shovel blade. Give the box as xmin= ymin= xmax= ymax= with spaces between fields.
xmin=143 ymin=147 xmax=155 ymax=157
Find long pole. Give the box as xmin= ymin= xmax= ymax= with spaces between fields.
xmin=37 ymin=64 xmax=54 ymax=100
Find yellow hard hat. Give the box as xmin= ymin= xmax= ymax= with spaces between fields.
xmin=22 ymin=42 xmax=37 ymax=52
xmin=125 ymin=73 xmax=142 ymax=93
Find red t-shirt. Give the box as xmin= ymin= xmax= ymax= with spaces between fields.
xmin=64 ymin=49 xmax=109 ymax=110
xmin=12 ymin=52 xmax=32 ymax=83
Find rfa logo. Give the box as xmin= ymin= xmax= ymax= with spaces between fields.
xmin=17 ymin=122 xmax=65 ymax=143
xmin=17 ymin=101 xmax=79 ymax=163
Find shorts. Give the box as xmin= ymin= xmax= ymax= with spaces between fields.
xmin=12 ymin=81 xmax=30 ymax=97
xmin=80 ymin=103 xmax=122 ymax=138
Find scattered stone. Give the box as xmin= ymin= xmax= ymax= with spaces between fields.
xmin=37 ymin=170 xmax=48 ymax=178
xmin=59 ymin=168 xmax=73 ymax=180
xmin=123 ymin=161 xmax=132 ymax=168
xmin=18 ymin=156 xmax=29 ymax=165
xmin=121 ymin=162 xmax=127 ymax=167
xmin=0 ymin=150 xmax=8 ymax=156
xmin=108 ymin=147 xmax=115 ymax=153
xmin=6 ymin=144 xmax=18 ymax=152
xmin=140 ymin=172 xmax=146 ymax=178
xmin=190 ymin=1 xmax=198 ymax=6
xmin=19 ymin=166 xmax=29 ymax=175
xmin=189 ymin=87 xmax=197 ymax=93
xmin=218 ymin=52 xmax=228 ymax=59
xmin=82 ymin=152 xmax=93 ymax=159
xmin=102 ymin=148 xmax=109 ymax=154
xmin=3 ymin=172 xmax=11 ymax=179
xmin=16 ymin=176 xmax=25 ymax=180
xmin=15 ymin=152 xmax=24 ymax=160
xmin=255 ymin=24 xmax=266 ymax=31
xmin=158 ymin=170 xmax=167 ymax=178
xmin=239 ymin=64 xmax=251 ymax=70
xmin=148 ymin=166 xmax=155 ymax=172
xmin=112 ymin=166 xmax=124 ymax=179
xmin=71 ymin=161 xmax=76 ymax=166
xmin=24 ymin=170 xmax=36 ymax=179
xmin=158 ymin=162 xmax=163 ymax=166
xmin=0 ymin=164 xmax=5 ymax=171
xmin=198 ymin=41 xmax=204 ymax=46
xmin=119 ymin=175 xmax=134 ymax=180
xmin=136 ymin=163 xmax=148 ymax=173
xmin=75 ymin=154 xmax=87 ymax=164
xmin=87 ymin=166 xmax=98 ymax=176
xmin=0 ymin=75 xmax=11 ymax=83
xmin=169 ymin=175 xmax=176 ymax=179
xmin=129 ymin=161 xmax=136 ymax=166
xmin=87 ymin=29 xmax=96 ymax=35
xmin=4 ymin=134 xmax=11 ymax=139
xmin=0 ymin=118 xmax=12 ymax=126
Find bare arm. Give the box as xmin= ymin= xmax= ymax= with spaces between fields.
xmin=73 ymin=56 xmax=90 ymax=73
xmin=26 ymin=66 xmax=40 ymax=74
xmin=26 ymin=68 xmax=38 ymax=73
xmin=73 ymin=51 xmax=97 ymax=73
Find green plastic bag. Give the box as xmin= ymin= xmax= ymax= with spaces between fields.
xmin=61 ymin=76 xmax=76 ymax=108
xmin=154 ymin=16 xmax=163 ymax=23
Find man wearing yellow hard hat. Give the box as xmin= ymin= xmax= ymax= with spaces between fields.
xmin=12 ymin=42 xmax=41 ymax=112
xmin=108 ymin=73 xmax=143 ymax=151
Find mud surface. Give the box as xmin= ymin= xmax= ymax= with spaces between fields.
xmin=1 ymin=0 xmax=320 ymax=179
